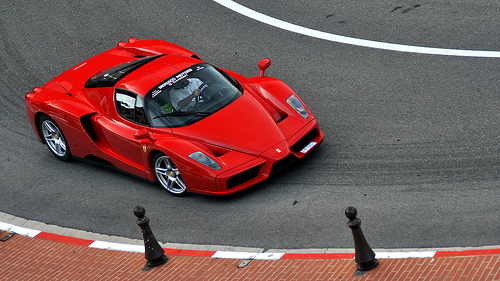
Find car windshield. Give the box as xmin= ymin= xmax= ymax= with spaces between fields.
xmin=144 ymin=63 xmax=242 ymax=128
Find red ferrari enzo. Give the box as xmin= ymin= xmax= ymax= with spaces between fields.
xmin=26 ymin=38 xmax=323 ymax=196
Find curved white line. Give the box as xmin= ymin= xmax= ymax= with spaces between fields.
xmin=213 ymin=0 xmax=500 ymax=58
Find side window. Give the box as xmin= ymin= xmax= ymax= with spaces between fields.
xmin=115 ymin=90 xmax=148 ymax=125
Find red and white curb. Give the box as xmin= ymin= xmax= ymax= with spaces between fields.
xmin=1 ymin=221 xmax=499 ymax=260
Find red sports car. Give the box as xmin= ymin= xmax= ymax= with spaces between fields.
xmin=26 ymin=38 xmax=324 ymax=196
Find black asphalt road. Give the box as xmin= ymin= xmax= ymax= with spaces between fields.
xmin=1 ymin=0 xmax=498 ymax=249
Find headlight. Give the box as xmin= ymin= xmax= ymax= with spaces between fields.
xmin=286 ymin=95 xmax=309 ymax=119
xmin=188 ymin=152 xmax=222 ymax=170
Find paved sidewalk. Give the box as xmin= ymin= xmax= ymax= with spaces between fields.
xmin=1 ymin=228 xmax=499 ymax=281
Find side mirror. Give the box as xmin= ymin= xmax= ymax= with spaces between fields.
xmin=258 ymin=58 xmax=271 ymax=78
xmin=135 ymin=129 xmax=156 ymax=142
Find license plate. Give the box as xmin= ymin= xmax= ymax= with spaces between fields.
xmin=300 ymin=141 xmax=317 ymax=153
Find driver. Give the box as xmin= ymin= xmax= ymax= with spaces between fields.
xmin=170 ymin=76 xmax=204 ymax=111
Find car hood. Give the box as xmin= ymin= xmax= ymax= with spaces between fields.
xmin=171 ymin=92 xmax=286 ymax=156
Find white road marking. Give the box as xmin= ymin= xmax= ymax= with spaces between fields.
xmin=213 ymin=0 xmax=500 ymax=58
xmin=89 ymin=240 xmax=144 ymax=253
xmin=375 ymin=251 xmax=436 ymax=259
xmin=0 ymin=222 xmax=41 ymax=237
xmin=255 ymin=252 xmax=285 ymax=260
xmin=211 ymin=251 xmax=259 ymax=259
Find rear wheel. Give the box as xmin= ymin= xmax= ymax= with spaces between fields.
xmin=39 ymin=115 xmax=72 ymax=161
xmin=153 ymin=153 xmax=188 ymax=196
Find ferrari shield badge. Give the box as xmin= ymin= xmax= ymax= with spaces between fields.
xmin=142 ymin=145 xmax=147 ymax=153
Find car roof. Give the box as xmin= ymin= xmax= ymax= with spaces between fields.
xmin=114 ymin=54 xmax=202 ymax=97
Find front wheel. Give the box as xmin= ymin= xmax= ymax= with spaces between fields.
xmin=39 ymin=115 xmax=72 ymax=162
xmin=153 ymin=153 xmax=188 ymax=196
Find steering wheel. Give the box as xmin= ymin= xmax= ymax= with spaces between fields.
xmin=198 ymin=82 xmax=206 ymax=90
xmin=208 ymin=90 xmax=224 ymax=102
xmin=193 ymin=100 xmax=204 ymax=111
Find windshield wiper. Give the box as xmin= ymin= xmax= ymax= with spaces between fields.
xmin=153 ymin=111 xmax=212 ymax=119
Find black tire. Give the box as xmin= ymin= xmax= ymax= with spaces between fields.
xmin=39 ymin=115 xmax=72 ymax=162
xmin=153 ymin=152 xmax=188 ymax=196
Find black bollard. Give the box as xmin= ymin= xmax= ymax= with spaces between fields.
xmin=345 ymin=206 xmax=378 ymax=271
xmin=134 ymin=206 xmax=168 ymax=268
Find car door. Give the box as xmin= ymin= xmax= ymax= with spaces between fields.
xmin=94 ymin=89 xmax=149 ymax=176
